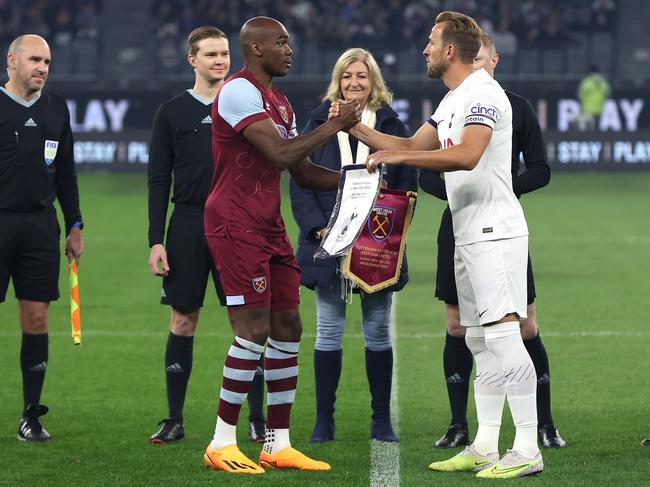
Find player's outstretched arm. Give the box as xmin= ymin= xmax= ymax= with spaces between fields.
xmin=367 ymin=124 xmax=492 ymax=173
xmin=242 ymin=101 xmax=360 ymax=170
xmin=340 ymin=108 xmax=440 ymax=152
xmin=289 ymin=158 xmax=340 ymax=191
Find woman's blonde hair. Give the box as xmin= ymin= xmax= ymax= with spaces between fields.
xmin=325 ymin=48 xmax=392 ymax=111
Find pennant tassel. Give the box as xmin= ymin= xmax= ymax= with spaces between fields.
xmin=342 ymin=189 xmax=417 ymax=294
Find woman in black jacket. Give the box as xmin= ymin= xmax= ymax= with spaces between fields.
xmin=290 ymin=48 xmax=417 ymax=443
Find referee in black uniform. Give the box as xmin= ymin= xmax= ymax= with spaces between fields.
xmin=420 ymin=33 xmax=565 ymax=450
xmin=147 ymin=26 xmax=264 ymax=444
xmin=1 ymin=35 xmax=83 ymax=442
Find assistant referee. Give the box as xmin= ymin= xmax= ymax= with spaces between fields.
xmin=147 ymin=26 xmax=264 ymax=444
xmin=0 ymin=35 xmax=83 ymax=442
xmin=420 ymin=33 xmax=565 ymax=450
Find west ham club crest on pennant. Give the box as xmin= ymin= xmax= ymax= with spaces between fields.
xmin=368 ymin=206 xmax=396 ymax=243
xmin=278 ymin=105 xmax=289 ymax=124
xmin=252 ymin=276 xmax=267 ymax=293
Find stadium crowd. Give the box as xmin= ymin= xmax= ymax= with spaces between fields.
xmin=151 ymin=0 xmax=617 ymax=53
xmin=0 ymin=0 xmax=102 ymax=48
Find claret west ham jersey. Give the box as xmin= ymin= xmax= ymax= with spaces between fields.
xmin=429 ymin=68 xmax=528 ymax=245
xmin=205 ymin=69 xmax=298 ymax=238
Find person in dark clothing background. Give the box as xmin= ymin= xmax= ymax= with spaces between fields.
xmin=147 ymin=26 xmax=264 ymax=444
xmin=290 ymin=48 xmax=417 ymax=444
xmin=0 ymin=34 xmax=83 ymax=442
xmin=419 ymin=32 xmax=565 ymax=450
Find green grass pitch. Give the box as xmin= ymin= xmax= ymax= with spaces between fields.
xmin=0 ymin=172 xmax=649 ymax=486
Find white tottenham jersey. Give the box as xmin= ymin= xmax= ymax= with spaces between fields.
xmin=429 ymin=68 xmax=528 ymax=245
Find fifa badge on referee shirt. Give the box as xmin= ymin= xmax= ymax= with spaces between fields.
xmin=252 ymin=276 xmax=267 ymax=293
xmin=44 ymin=140 xmax=59 ymax=165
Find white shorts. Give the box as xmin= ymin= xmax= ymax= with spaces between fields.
xmin=454 ymin=236 xmax=528 ymax=327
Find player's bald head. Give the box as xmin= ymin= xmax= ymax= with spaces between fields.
xmin=7 ymin=34 xmax=50 ymax=58
xmin=239 ymin=17 xmax=287 ymax=55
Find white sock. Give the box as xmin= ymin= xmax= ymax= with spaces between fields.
xmin=263 ymin=428 xmax=290 ymax=454
xmin=465 ymin=327 xmax=505 ymax=456
xmin=484 ymin=321 xmax=539 ymax=458
xmin=210 ymin=416 xmax=237 ymax=449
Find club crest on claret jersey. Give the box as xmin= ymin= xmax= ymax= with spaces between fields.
xmin=278 ymin=105 xmax=289 ymax=124
xmin=252 ymin=276 xmax=267 ymax=293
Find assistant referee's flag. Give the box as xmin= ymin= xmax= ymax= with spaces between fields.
xmin=68 ymin=261 xmax=81 ymax=345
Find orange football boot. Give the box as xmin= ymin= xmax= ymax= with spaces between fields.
xmin=203 ymin=444 xmax=265 ymax=474
xmin=259 ymin=447 xmax=331 ymax=471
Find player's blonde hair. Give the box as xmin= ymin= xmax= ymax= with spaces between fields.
xmin=187 ymin=26 xmax=227 ymax=56
xmin=325 ymin=48 xmax=392 ymax=112
xmin=435 ymin=11 xmax=482 ymax=64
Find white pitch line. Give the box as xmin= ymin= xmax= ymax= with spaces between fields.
xmin=369 ymin=295 xmax=400 ymax=487
xmin=0 ymin=329 xmax=647 ymax=339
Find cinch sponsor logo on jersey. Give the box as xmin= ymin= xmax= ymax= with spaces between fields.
xmin=201 ymin=115 xmax=212 ymax=124
xmin=469 ymin=103 xmax=498 ymax=120
xmin=24 ymin=118 xmax=37 ymax=127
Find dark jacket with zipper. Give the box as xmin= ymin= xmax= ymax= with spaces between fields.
xmin=290 ymin=100 xmax=417 ymax=292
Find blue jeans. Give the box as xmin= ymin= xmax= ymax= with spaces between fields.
xmin=315 ymin=279 xmax=393 ymax=352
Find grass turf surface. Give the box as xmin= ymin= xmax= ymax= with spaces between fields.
xmin=0 ymin=172 xmax=649 ymax=486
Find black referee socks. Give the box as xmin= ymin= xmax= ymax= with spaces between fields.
xmin=21 ymin=333 xmax=49 ymax=415
xmin=443 ymin=332 xmax=473 ymax=427
xmin=165 ymin=332 xmax=194 ymax=422
xmin=524 ymin=333 xmax=554 ymax=427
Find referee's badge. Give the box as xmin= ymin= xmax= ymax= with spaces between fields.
xmin=44 ymin=140 xmax=59 ymax=165
xmin=252 ymin=276 xmax=267 ymax=293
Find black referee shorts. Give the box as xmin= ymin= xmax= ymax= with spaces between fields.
xmin=434 ymin=206 xmax=536 ymax=306
xmin=0 ymin=206 xmax=60 ymax=303
xmin=161 ymin=204 xmax=226 ymax=309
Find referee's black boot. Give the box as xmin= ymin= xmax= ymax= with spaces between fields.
xmin=366 ymin=348 xmax=399 ymax=443
xmin=248 ymin=419 xmax=266 ymax=444
xmin=434 ymin=423 xmax=469 ymax=448
xmin=308 ymin=349 xmax=341 ymax=443
xmin=17 ymin=404 xmax=50 ymax=442
xmin=150 ymin=418 xmax=184 ymax=444
xmin=538 ymin=424 xmax=566 ymax=448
